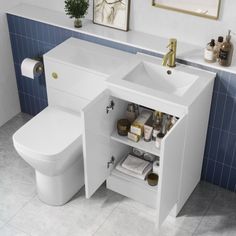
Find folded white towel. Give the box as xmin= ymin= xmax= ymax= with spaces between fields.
xmin=121 ymin=154 xmax=150 ymax=175
xmin=116 ymin=161 xmax=152 ymax=180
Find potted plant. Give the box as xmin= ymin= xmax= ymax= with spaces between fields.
xmin=65 ymin=0 xmax=89 ymax=28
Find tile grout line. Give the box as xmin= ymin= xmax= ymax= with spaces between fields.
xmin=3 ymin=194 xmax=37 ymax=234
xmin=191 ymin=190 xmax=219 ymax=235
xmin=91 ymin=197 xmax=124 ymax=236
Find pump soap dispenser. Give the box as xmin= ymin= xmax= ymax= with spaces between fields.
xmin=219 ymin=30 xmax=234 ymax=67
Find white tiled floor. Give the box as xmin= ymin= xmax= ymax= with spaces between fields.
xmin=0 ymin=113 xmax=236 ymax=236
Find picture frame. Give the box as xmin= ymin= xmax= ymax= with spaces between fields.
xmin=152 ymin=0 xmax=221 ymax=20
xmin=93 ymin=0 xmax=130 ymax=31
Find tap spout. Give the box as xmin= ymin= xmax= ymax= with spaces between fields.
xmin=162 ymin=50 xmax=174 ymax=67
xmin=162 ymin=38 xmax=177 ymax=67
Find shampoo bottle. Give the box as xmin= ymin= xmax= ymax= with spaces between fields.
xmin=219 ymin=30 xmax=234 ymax=67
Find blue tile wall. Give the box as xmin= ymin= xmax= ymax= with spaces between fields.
xmin=7 ymin=14 xmax=236 ymax=192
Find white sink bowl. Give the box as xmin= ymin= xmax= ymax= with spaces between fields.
xmin=107 ymin=53 xmax=216 ymax=113
xmin=123 ymin=61 xmax=198 ymax=97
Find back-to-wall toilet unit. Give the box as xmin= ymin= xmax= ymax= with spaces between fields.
xmin=12 ymin=38 xmax=129 ymax=205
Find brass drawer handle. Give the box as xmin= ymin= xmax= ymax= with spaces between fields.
xmin=52 ymin=72 xmax=58 ymax=79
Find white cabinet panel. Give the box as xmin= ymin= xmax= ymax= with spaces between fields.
xmin=82 ymin=90 xmax=128 ymax=198
xmin=157 ymin=115 xmax=187 ymax=227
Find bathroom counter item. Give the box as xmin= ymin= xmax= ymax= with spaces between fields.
xmin=147 ymin=173 xmax=159 ymax=186
xmin=117 ymin=119 xmax=131 ymax=136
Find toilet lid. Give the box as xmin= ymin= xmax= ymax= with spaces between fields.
xmin=13 ymin=107 xmax=82 ymax=159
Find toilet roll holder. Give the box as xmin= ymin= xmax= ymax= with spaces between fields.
xmin=35 ymin=56 xmax=44 ymax=75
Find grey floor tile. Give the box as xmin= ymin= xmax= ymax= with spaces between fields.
xmin=0 ymin=165 xmax=35 ymax=196
xmin=0 ymin=187 xmax=33 ymax=223
xmin=9 ymin=185 xmax=123 ymax=236
xmin=159 ymin=219 xmax=193 ymax=236
xmin=165 ymin=181 xmax=219 ymax=233
xmin=0 ymin=113 xmax=36 ymax=198
xmin=0 ymin=224 xmax=29 ymax=236
xmin=0 ymin=219 xmax=5 ymax=228
xmin=0 ymin=113 xmax=31 ymax=137
xmin=194 ymin=189 xmax=236 ymax=236
xmin=118 ymin=195 xmax=157 ymax=217
xmin=94 ymin=202 xmax=191 ymax=236
xmin=93 ymin=203 xmax=157 ymax=236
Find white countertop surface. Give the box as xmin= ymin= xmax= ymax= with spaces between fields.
xmin=44 ymin=38 xmax=135 ymax=77
xmin=6 ymin=3 xmax=236 ymax=75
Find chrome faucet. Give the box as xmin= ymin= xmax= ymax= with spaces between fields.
xmin=162 ymin=38 xmax=177 ymax=67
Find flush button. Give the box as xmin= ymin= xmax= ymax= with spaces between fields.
xmin=52 ymin=72 xmax=58 ymax=79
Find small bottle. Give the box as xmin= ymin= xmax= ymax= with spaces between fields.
xmin=214 ymin=36 xmax=224 ymax=60
xmin=161 ymin=114 xmax=168 ymax=135
xmin=126 ymin=103 xmax=137 ymax=123
xmin=155 ymin=132 xmax=165 ymax=149
xmin=152 ymin=119 xmax=160 ymax=141
xmin=219 ymin=30 xmax=234 ymax=67
xmin=204 ymin=39 xmax=216 ymax=63
xmin=152 ymin=112 xmax=162 ymax=141
xmin=167 ymin=116 xmax=178 ymax=131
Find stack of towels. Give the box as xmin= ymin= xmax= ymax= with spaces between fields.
xmin=116 ymin=154 xmax=152 ymax=180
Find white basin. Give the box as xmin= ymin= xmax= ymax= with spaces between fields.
xmin=123 ymin=61 xmax=198 ymax=97
xmin=107 ymin=53 xmax=216 ymax=113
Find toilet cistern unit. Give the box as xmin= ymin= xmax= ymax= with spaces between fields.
xmin=13 ymin=38 xmax=134 ymax=206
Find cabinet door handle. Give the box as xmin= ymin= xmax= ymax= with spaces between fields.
xmin=107 ymin=156 xmax=115 ymax=169
xmin=106 ymin=100 xmax=115 ymax=114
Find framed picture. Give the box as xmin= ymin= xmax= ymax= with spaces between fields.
xmin=93 ymin=0 xmax=130 ymax=31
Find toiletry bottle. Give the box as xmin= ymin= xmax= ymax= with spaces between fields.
xmin=167 ymin=116 xmax=178 ymax=131
xmin=126 ymin=103 xmax=137 ymax=123
xmin=155 ymin=133 xmax=165 ymax=149
xmin=219 ymin=30 xmax=234 ymax=67
xmin=214 ymin=36 xmax=224 ymax=60
xmin=155 ymin=114 xmax=168 ymax=149
xmin=152 ymin=112 xmax=162 ymax=141
xmin=204 ymin=39 xmax=216 ymax=63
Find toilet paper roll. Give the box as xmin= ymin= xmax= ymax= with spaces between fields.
xmin=152 ymin=160 xmax=160 ymax=174
xmin=21 ymin=58 xmax=43 ymax=79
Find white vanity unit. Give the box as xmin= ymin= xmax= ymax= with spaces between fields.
xmin=44 ymin=38 xmax=215 ymax=228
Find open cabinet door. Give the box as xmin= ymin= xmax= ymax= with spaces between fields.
xmin=82 ymin=90 xmax=127 ymax=198
xmin=156 ymin=114 xmax=187 ymax=227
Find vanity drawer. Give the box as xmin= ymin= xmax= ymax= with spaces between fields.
xmin=107 ymin=169 xmax=158 ymax=208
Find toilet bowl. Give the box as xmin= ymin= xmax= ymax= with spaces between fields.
xmin=13 ymin=106 xmax=84 ymax=206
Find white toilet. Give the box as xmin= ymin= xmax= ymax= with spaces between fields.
xmin=12 ymin=38 xmax=109 ymax=206
xmin=13 ymin=106 xmax=84 ymax=206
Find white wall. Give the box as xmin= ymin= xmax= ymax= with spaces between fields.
xmin=30 ymin=0 xmax=236 ymax=46
xmin=130 ymin=0 xmax=236 ymax=46
xmin=0 ymin=1 xmax=27 ymax=127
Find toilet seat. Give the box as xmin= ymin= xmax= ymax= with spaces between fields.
xmin=13 ymin=106 xmax=82 ymax=162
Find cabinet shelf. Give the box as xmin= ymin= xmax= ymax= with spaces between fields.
xmin=111 ymin=131 xmax=160 ymax=157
